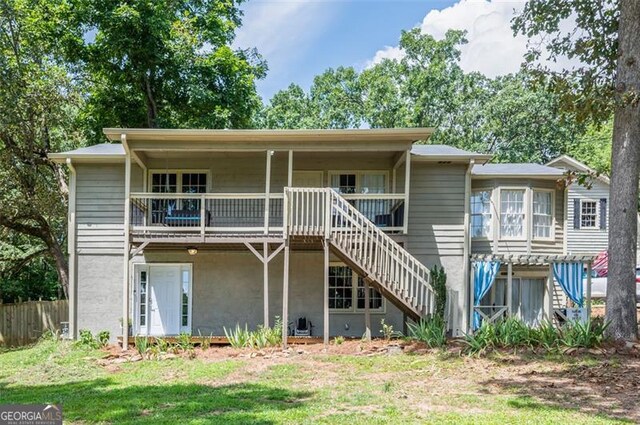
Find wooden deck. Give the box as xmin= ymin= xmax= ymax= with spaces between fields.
xmin=118 ymin=335 xmax=324 ymax=346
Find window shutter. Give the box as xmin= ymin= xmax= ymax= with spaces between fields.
xmin=573 ymin=199 xmax=581 ymax=229
xmin=599 ymin=198 xmax=607 ymax=230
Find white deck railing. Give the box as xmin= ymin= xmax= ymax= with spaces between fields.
xmin=286 ymin=187 xmax=435 ymax=317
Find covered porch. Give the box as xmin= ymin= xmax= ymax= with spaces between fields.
xmin=470 ymin=253 xmax=596 ymax=331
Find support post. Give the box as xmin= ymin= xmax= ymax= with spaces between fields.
xmin=323 ymin=239 xmax=330 ymax=345
xmin=547 ymin=263 xmax=554 ymax=324
xmin=122 ymin=134 xmax=131 ymax=350
xmin=66 ymin=159 xmax=77 ymax=339
xmin=403 ymin=149 xmax=411 ymax=234
xmin=462 ymin=159 xmax=474 ymax=332
xmin=469 ymin=261 xmax=475 ymax=333
xmin=364 ymin=279 xmax=371 ymax=341
xmin=263 ymin=242 xmax=269 ymax=327
xmin=586 ymin=261 xmax=592 ymax=320
xmin=287 ymin=150 xmax=293 ymax=187
xmin=506 ymin=261 xmax=513 ymax=316
xmin=264 ymin=150 xmax=272 ymax=235
xmin=282 ymin=241 xmax=290 ymax=348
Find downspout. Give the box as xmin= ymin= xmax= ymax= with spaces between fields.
xmin=122 ymin=134 xmax=132 ymax=350
xmin=66 ymin=158 xmax=77 ymax=339
xmin=462 ymin=159 xmax=474 ymax=335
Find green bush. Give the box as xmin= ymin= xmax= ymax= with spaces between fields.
xmin=560 ymin=318 xmax=608 ymax=349
xmin=463 ymin=317 xmax=608 ymax=355
xmin=75 ymin=329 xmax=109 ymax=349
xmin=407 ymin=316 xmax=447 ymax=348
xmin=430 ymin=265 xmax=447 ymax=321
xmin=224 ymin=321 xmax=284 ymax=349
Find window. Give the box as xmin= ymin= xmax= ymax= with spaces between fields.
xmin=580 ymin=200 xmax=598 ymax=229
xmin=329 ymin=172 xmax=387 ymax=194
xmin=533 ymin=191 xmax=553 ymax=239
xmin=181 ymin=269 xmax=190 ymax=328
xmin=139 ymin=271 xmax=147 ymax=327
xmin=357 ymin=277 xmax=383 ymax=310
xmin=150 ymin=171 xmax=208 ymax=223
xmin=329 ymin=266 xmax=353 ymax=310
xmin=500 ymin=189 xmax=525 ymax=239
xmin=470 ymin=191 xmax=492 ymax=238
xmin=329 ymin=265 xmax=384 ymax=311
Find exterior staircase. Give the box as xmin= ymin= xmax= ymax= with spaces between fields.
xmin=285 ymin=187 xmax=435 ymax=320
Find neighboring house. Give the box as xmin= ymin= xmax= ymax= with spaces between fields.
xmin=547 ymin=155 xmax=640 ymax=264
xmin=49 ymin=129 xmax=606 ymax=345
xmin=50 ymin=128 xmax=492 ymax=345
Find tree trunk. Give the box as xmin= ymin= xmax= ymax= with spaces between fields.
xmin=49 ymin=240 xmax=69 ymax=300
xmin=605 ymin=0 xmax=640 ymax=341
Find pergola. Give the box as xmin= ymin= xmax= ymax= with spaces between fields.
xmin=470 ymin=253 xmax=596 ymax=328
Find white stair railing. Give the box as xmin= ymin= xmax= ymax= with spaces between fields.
xmin=285 ymin=187 xmax=435 ymax=317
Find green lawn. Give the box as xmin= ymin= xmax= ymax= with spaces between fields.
xmin=0 ymin=340 xmax=636 ymax=424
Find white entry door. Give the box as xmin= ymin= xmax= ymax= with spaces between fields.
xmin=292 ymin=171 xmax=323 ymax=188
xmin=148 ymin=266 xmax=182 ymax=336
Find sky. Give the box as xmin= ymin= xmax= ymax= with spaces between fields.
xmin=233 ymin=0 xmax=532 ymax=102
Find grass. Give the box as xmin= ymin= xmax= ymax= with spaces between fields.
xmin=0 ymin=339 xmax=634 ymax=424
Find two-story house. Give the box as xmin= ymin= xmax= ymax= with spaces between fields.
xmin=50 ymin=128 xmax=596 ymax=346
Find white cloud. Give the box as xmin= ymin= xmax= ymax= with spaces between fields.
xmin=234 ymin=1 xmax=336 ymax=67
xmin=368 ymin=0 xmax=531 ymax=77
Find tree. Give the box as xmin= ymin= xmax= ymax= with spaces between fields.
xmin=514 ymin=0 xmax=640 ymax=341
xmin=0 ymin=0 xmax=86 ymax=298
xmin=74 ymin=0 xmax=266 ymax=141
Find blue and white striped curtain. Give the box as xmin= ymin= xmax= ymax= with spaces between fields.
xmin=473 ymin=260 xmax=501 ymax=330
xmin=552 ymin=262 xmax=584 ymax=307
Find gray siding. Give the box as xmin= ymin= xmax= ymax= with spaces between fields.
xmin=471 ymin=178 xmax=564 ymax=255
xmin=75 ymin=164 xmax=142 ymax=254
xmin=566 ymin=180 xmax=609 ymax=255
xmin=405 ymin=162 xmax=467 ymax=334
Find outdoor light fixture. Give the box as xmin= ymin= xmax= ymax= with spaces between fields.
xmin=187 ymin=247 xmax=198 ymax=256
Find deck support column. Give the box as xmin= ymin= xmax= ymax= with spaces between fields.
xmin=263 ymin=242 xmax=269 ymax=327
xmin=323 ymin=239 xmax=330 ymax=345
xmin=287 ymin=150 xmax=293 ymax=187
xmin=264 ymin=150 xmax=272 ymax=235
xmin=364 ymin=279 xmax=371 ymax=341
xmin=586 ymin=261 xmax=592 ymax=320
xmin=122 ymin=134 xmax=131 ymax=350
xmin=282 ymin=241 xmax=290 ymax=348
xmin=506 ymin=262 xmax=513 ymax=316
xmin=403 ymin=149 xmax=411 ymax=234
xmin=547 ymin=263 xmax=554 ymax=324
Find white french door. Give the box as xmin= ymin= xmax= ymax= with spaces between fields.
xmin=134 ymin=264 xmax=192 ymax=336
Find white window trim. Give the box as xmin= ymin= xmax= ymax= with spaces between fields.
xmin=327 ymin=170 xmax=390 ymax=194
xmin=132 ymin=263 xmax=193 ymax=336
xmin=147 ymin=169 xmax=211 ymax=193
xmin=498 ymin=187 xmax=528 ymax=241
xmin=328 ymin=262 xmax=386 ymax=313
xmin=579 ymin=198 xmax=600 ymax=230
xmin=470 ymin=189 xmax=493 ymax=240
xmin=531 ymin=188 xmax=556 ymax=241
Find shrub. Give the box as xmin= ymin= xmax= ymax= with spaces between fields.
xmin=407 ymin=316 xmax=447 ymax=348
xmin=463 ymin=317 xmax=609 ymax=355
xmin=176 ymin=332 xmax=194 ymax=352
xmin=224 ymin=321 xmax=284 ymax=349
xmin=224 ymin=324 xmax=252 ymax=349
xmin=430 ymin=265 xmax=448 ymax=321
xmin=559 ymin=318 xmax=608 ymax=349
xmin=135 ymin=336 xmax=150 ymax=358
xmin=380 ymin=319 xmax=401 ymax=340
xmin=96 ymin=331 xmax=110 ymax=347
xmin=333 ymin=336 xmax=345 ymax=345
